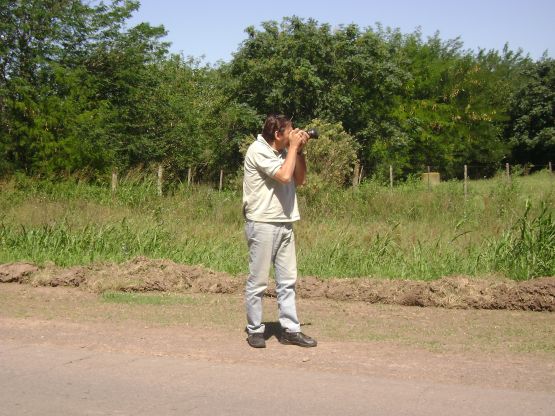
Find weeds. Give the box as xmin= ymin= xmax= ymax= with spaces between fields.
xmin=1 ymin=171 xmax=553 ymax=280
xmin=490 ymin=201 xmax=555 ymax=280
xmin=0 ymin=218 xmax=179 ymax=266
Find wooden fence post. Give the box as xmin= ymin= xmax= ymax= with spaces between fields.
xmin=464 ymin=165 xmax=468 ymax=200
xmin=427 ymin=166 xmax=431 ymax=191
xmin=187 ymin=167 xmax=192 ymax=187
xmin=219 ymin=169 xmax=224 ymax=191
xmin=111 ymin=169 xmax=118 ymax=196
xmin=157 ymin=165 xmax=163 ymax=196
xmin=549 ymin=161 xmax=552 ymax=175
xmin=389 ymin=165 xmax=393 ymax=189
xmin=353 ymin=161 xmax=360 ymax=187
xmin=505 ymin=162 xmax=511 ymax=184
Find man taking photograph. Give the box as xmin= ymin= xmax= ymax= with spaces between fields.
xmin=242 ymin=114 xmax=317 ymax=349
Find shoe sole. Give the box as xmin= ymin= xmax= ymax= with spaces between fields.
xmin=247 ymin=337 xmax=266 ymax=348
xmin=248 ymin=343 xmax=266 ymax=348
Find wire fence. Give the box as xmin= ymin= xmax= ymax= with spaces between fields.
xmin=373 ymin=162 xmax=553 ymax=200
xmin=108 ymin=161 xmax=554 ymax=197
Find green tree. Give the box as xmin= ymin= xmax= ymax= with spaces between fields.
xmin=230 ymin=17 xmax=333 ymax=124
xmin=0 ymin=0 xmax=97 ymax=174
xmin=147 ymin=57 xmax=259 ymax=181
xmin=506 ymin=58 xmax=555 ymax=166
xmin=229 ymin=18 xmax=409 ymax=175
xmin=81 ymin=14 xmax=170 ymax=172
xmin=378 ymin=33 xmax=524 ymax=178
xmin=0 ymin=0 xmax=182 ymax=177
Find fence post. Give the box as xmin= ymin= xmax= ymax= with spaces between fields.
xmin=219 ymin=169 xmax=224 ymax=191
xmin=464 ymin=165 xmax=468 ymax=200
xmin=157 ymin=165 xmax=163 ymax=196
xmin=352 ymin=161 xmax=360 ymax=187
xmin=111 ymin=169 xmax=118 ymax=196
xmin=187 ymin=167 xmax=192 ymax=187
xmin=389 ymin=165 xmax=393 ymax=189
xmin=427 ymin=166 xmax=431 ymax=191
xmin=549 ymin=161 xmax=552 ymax=175
xmin=505 ymin=162 xmax=511 ymax=184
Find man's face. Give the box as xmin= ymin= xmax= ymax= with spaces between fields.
xmin=275 ymin=125 xmax=293 ymax=150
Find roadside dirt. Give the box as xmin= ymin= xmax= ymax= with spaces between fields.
xmin=1 ymin=256 xmax=554 ymax=311
xmin=1 ymin=283 xmax=555 ymax=393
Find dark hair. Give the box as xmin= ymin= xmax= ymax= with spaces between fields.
xmin=261 ymin=114 xmax=292 ymax=142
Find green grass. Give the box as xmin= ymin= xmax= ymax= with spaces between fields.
xmin=0 ymin=169 xmax=554 ymax=280
xmin=101 ymin=291 xmax=198 ymax=305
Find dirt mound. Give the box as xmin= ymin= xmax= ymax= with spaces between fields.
xmin=0 ymin=262 xmax=39 ymax=283
xmin=26 ymin=257 xmax=241 ymax=294
xmin=299 ymin=275 xmax=555 ymax=311
xmin=1 ymin=257 xmax=554 ymax=311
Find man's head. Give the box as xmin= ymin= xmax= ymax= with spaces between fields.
xmin=262 ymin=114 xmax=293 ymax=151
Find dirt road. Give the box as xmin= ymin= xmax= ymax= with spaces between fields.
xmin=1 ymin=283 xmax=554 ymax=415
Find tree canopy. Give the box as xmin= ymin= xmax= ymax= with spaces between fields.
xmin=0 ymin=2 xmax=552 ymax=182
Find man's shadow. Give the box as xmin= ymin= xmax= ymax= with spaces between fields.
xmin=262 ymin=321 xmax=311 ymax=341
xmin=262 ymin=322 xmax=283 ymax=342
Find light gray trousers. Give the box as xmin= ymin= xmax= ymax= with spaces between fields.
xmin=244 ymin=221 xmax=301 ymax=334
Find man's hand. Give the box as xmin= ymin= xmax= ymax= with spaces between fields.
xmin=273 ymin=129 xmax=309 ymax=184
xmin=288 ymin=129 xmax=309 ymax=153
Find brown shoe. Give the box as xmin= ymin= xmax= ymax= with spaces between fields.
xmin=247 ymin=333 xmax=266 ymax=348
xmin=280 ymin=331 xmax=317 ymax=347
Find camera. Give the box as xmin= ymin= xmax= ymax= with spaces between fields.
xmin=305 ymin=128 xmax=319 ymax=139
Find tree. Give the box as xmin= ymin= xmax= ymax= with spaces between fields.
xmin=506 ymin=58 xmax=555 ymax=166
xmin=230 ymin=17 xmax=333 ymax=124
xmin=147 ymin=57 xmax=259 ymax=180
xmin=0 ymin=0 xmax=101 ymax=174
xmin=0 ymin=0 xmax=171 ymax=176
xmin=229 ymin=18 xmax=409 ymax=175
xmin=229 ymin=19 xmax=520 ymax=179
xmin=375 ymin=33 xmax=526 ymax=179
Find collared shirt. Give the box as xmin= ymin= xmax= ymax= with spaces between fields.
xmin=242 ymin=134 xmax=300 ymax=222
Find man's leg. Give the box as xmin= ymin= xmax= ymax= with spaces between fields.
xmin=245 ymin=221 xmax=274 ymax=334
xmin=273 ymin=223 xmax=301 ymax=333
xmin=274 ymin=224 xmax=317 ymax=347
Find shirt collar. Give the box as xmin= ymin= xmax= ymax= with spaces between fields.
xmin=257 ymin=134 xmax=282 ymax=155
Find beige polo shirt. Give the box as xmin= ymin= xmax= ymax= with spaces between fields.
xmin=242 ymin=135 xmax=300 ymax=222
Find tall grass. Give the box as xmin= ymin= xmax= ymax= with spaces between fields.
xmin=1 ymin=170 xmax=553 ymax=280
xmin=490 ymin=201 xmax=555 ymax=280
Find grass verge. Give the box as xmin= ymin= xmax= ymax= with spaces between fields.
xmin=1 ymin=171 xmax=554 ymax=280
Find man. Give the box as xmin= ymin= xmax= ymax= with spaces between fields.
xmin=242 ymin=114 xmax=317 ymax=349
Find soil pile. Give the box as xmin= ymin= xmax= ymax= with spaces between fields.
xmin=1 ymin=257 xmax=553 ymax=311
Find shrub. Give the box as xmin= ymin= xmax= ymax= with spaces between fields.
xmin=304 ymin=119 xmax=360 ymax=187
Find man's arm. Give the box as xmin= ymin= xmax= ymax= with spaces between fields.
xmin=273 ymin=129 xmax=307 ymax=184
xmin=273 ymin=145 xmax=299 ymax=184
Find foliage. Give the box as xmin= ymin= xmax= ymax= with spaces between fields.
xmin=2 ymin=172 xmax=554 ymax=280
xmin=151 ymin=57 xmax=260 ymax=180
xmin=229 ymin=18 xmax=409 ymax=169
xmin=0 ymin=0 xmax=143 ymax=176
xmin=505 ymin=58 xmax=555 ymax=166
xmin=491 ymin=201 xmax=555 ymax=280
xmin=0 ymin=5 xmax=551 ymax=181
xmin=303 ymin=119 xmax=359 ymax=187
xmin=229 ymin=19 xmax=538 ymax=180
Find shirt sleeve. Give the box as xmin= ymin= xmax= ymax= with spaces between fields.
xmin=252 ymin=148 xmax=283 ymax=178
